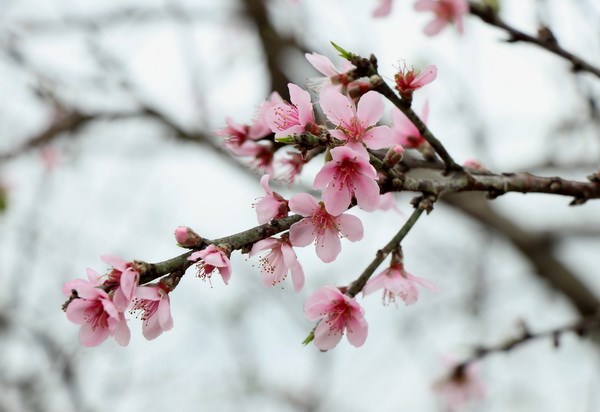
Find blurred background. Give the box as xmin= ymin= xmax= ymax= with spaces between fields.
xmin=1 ymin=0 xmax=600 ymax=410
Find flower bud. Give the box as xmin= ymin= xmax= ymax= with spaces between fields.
xmin=174 ymin=226 xmax=204 ymax=248
xmin=383 ymin=145 xmax=405 ymax=168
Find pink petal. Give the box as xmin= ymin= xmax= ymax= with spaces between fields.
xmin=372 ymin=0 xmax=393 ymax=17
xmin=134 ymin=286 xmax=161 ymax=300
xmin=313 ymin=161 xmax=338 ymax=190
xmin=335 ymin=214 xmax=364 ymax=241
xmin=412 ymin=65 xmax=437 ymax=88
xmin=260 ymin=174 xmax=272 ymax=195
xmin=356 ymin=91 xmax=384 ymax=127
xmin=158 ymin=298 xmax=174 ymax=331
xmin=142 ymin=316 xmax=163 ymax=341
xmin=66 ymin=299 xmax=92 ymax=325
xmin=120 ymin=269 xmax=139 ymax=300
xmin=112 ymin=316 xmax=131 ymax=347
xmin=363 ymin=125 xmax=394 ymax=149
xmin=304 ymin=286 xmax=342 ymax=320
xmin=289 ymin=261 xmax=305 ymax=292
xmin=289 ymin=193 xmax=319 ymax=216
xmin=289 ymin=219 xmax=317 ymax=247
xmin=322 ymin=184 xmax=352 ymax=216
xmin=362 ymin=273 xmax=386 ymax=295
xmin=346 ymin=315 xmax=368 ymax=347
xmin=305 ymin=52 xmax=337 ymax=77
xmin=256 ymin=196 xmax=285 ymax=224
xmin=79 ymin=322 xmax=110 ymax=347
xmin=329 ymin=129 xmax=349 ymax=143
xmin=249 ymin=238 xmax=279 ymax=256
xmin=289 ymin=83 xmax=314 ymax=125
xmin=407 ymin=273 xmax=440 ymax=292
xmin=100 ymin=255 xmax=127 ymax=271
xmin=319 ymin=89 xmax=354 ymax=126
xmin=219 ymin=264 xmax=232 ymax=285
xmin=188 ymin=250 xmax=203 ymax=262
xmin=424 ymin=18 xmax=448 ymax=36
xmin=314 ymin=321 xmax=343 ymax=350
xmin=316 ymin=229 xmax=341 ymax=263
xmin=353 ymin=174 xmax=381 ymax=212
xmin=414 ymin=0 xmax=437 ymax=11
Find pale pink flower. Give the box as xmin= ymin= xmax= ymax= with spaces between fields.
xmin=265 ymin=83 xmax=317 ymax=138
xmin=94 ymin=255 xmax=140 ymax=312
xmin=278 ymin=151 xmax=305 ymax=183
xmin=414 ymin=0 xmax=469 ymax=36
xmin=363 ymin=263 xmax=438 ymax=305
xmin=376 ymin=192 xmax=402 ymax=213
xmin=247 ymin=143 xmax=275 ymax=175
xmin=188 ymin=245 xmax=232 ymax=285
xmin=253 ymin=91 xmax=286 ymax=137
xmin=373 ymin=0 xmax=393 ymax=17
xmin=433 ymin=358 xmax=485 ymax=411
xmin=256 ymin=174 xmax=289 ymax=224
xmin=64 ymin=282 xmax=130 ymax=347
xmin=305 ymin=52 xmax=355 ymax=92
xmin=319 ymin=89 xmax=393 ymax=158
xmin=304 ymin=285 xmax=368 ymax=350
xmin=250 ymin=236 xmax=305 ymax=292
xmin=131 ymin=285 xmax=173 ymax=340
xmin=218 ymin=117 xmax=262 ymax=156
xmin=391 ymin=101 xmax=429 ymax=149
xmin=288 ymin=193 xmax=363 ymax=263
xmin=313 ymin=146 xmax=380 ymax=215
xmin=394 ymin=64 xmax=437 ymax=100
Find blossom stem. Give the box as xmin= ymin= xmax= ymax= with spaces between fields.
xmin=347 ymin=203 xmax=426 ymax=297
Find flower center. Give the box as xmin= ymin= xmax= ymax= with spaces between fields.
xmin=273 ymin=104 xmax=300 ymax=132
xmin=84 ymin=301 xmax=110 ymax=331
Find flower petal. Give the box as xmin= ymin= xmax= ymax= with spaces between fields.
xmin=335 ymin=214 xmax=364 ymax=242
xmin=356 ymin=91 xmax=384 ymax=127
xmin=316 ymin=229 xmax=341 ymax=263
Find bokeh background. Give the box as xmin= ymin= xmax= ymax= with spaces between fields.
xmin=1 ymin=0 xmax=600 ymax=410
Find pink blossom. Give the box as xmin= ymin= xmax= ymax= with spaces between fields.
xmin=304 ymin=285 xmax=368 ymax=350
xmin=250 ymin=236 xmax=305 ymax=292
xmin=265 ymin=83 xmax=317 ymax=138
xmin=363 ymin=263 xmax=438 ymax=305
xmin=376 ymin=192 xmax=402 ymax=213
xmin=253 ymin=91 xmax=286 ymax=137
xmin=305 ymin=52 xmax=355 ymax=92
xmin=64 ymin=283 xmax=130 ymax=347
xmin=131 ymin=285 xmax=174 ymax=340
xmin=255 ymin=174 xmax=289 ymax=224
xmin=94 ymin=255 xmax=140 ymax=312
xmin=391 ymin=101 xmax=429 ymax=149
xmin=218 ymin=117 xmax=262 ymax=156
xmin=248 ymin=143 xmax=275 ymax=175
xmin=373 ymin=0 xmax=393 ymax=17
xmin=188 ymin=245 xmax=232 ymax=285
xmin=313 ymin=146 xmax=380 ymax=215
xmin=288 ymin=193 xmax=363 ymax=263
xmin=394 ymin=64 xmax=437 ymax=99
xmin=414 ymin=0 xmax=469 ymax=36
xmin=319 ymin=89 xmax=393 ymax=158
xmin=433 ymin=358 xmax=485 ymax=411
xmin=174 ymin=226 xmax=203 ymax=248
xmin=278 ymin=151 xmax=305 ymax=183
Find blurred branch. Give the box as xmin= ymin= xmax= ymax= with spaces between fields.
xmin=444 ymin=193 xmax=600 ymax=317
xmin=469 ymin=2 xmax=600 ymax=78
xmin=453 ymin=311 xmax=600 ymax=372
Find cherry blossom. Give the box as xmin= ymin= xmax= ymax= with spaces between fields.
xmin=313 ymin=146 xmax=380 ymax=215
xmin=88 ymin=255 xmax=139 ymax=312
xmin=373 ymin=0 xmax=393 ymax=17
xmin=414 ymin=0 xmax=469 ymax=36
xmin=376 ymin=192 xmax=402 ymax=213
xmin=131 ymin=284 xmax=174 ymax=340
xmin=363 ymin=262 xmax=438 ymax=305
xmin=250 ymin=236 xmax=305 ymax=292
xmin=394 ymin=64 xmax=437 ymax=100
xmin=278 ymin=151 xmax=305 ymax=183
xmin=288 ymin=193 xmax=363 ymax=263
xmin=218 ymin=117 xmax=262 ymax=156
xmin=188 ymin=245 xmax=232 ymax=285
xmin=255 ymin=174 xmax=289 ymax=224
xmin=304 ymin=285 xmax=368 ymax=350
xmin=433 ymin=358 xmax=486 ymax=411
xmin=305 ymin=52 xmax=355 ymax=92
xmin=265 ymin=83 xmax=317 ymax=138
xmin=319 ymin=89 xmax=393 ymax=158
xmin=64 ymin=281 xmax=130 ymax=347
xmin=391 ymin=101 xmax=429 ymax=149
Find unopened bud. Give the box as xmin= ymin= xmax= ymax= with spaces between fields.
xmin=175 ymin=226 xmax=204 ymax=248
xmin=383 ymin=145 xmax=405 ymax=168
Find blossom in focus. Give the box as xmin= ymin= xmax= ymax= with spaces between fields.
xmin=265 ymin=83 xmax=317 ymax=138
xmin=414 ymin=0 xmax=469 ymax=36
xmin=373 ymin=0 xmax=393 ymax=17
xmin=305 ymin=52 xmax=356 ymax=92
xmin=188 ymin=245 xmax=232 ymax=285
xmin=320 ymin=89 xmax=393 ymax=158
xmin=394 ymin=64 xmax=437 ymax=101
xmin=64 ymin=281 xmax=130 ymax=347
xmin=433 ymin=358 xmax=485 ymax=411
xmin=313 ymin=146 xmax=380 ymax=215
xmin=288 ymin=193 xmax=363 ymax=263
xmin=391 ymin=101 xmax=429 ymax=149
xmin=255 ymin=174 xmax=289 ymax=224
xmin=131 ymin=284 xmax=174 ymax=340
xmin=363 ymin=261 xmax=438 ymax=305
xmin=250 ymin=236 xmax=305 ymax=292
xmin=174 ymin=226 xmax=203 ymax=248
xmin=304 ymin=285 xmax=368 ymax=350
xmin=89 ymin=255 xmax=139 ymax=312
